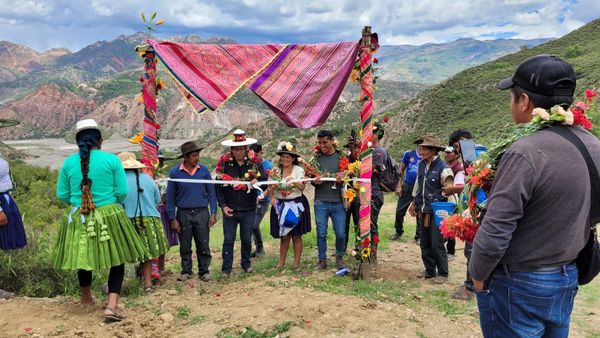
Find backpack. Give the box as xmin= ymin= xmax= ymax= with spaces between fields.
xmin=378 ymin=149 xmax=401 ymax=192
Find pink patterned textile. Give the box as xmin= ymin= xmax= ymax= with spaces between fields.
xmin=249 ymin=42 xmax=359 ymax=128
xmin=148 ymin=39 xmax=281 ymax=111
xmin=148 ymin=39 xmax=359 ymax=128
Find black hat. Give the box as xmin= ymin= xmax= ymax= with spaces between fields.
xmin=497 ymin=54 xmax=576 ymax=97
xmin=178 ymin=141 xmax=204 ymax=159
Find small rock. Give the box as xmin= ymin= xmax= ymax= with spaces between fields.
xmin=159 ymin=313 xmax=174 ymax=327
xmin=166 ymin=290 xmax=178 ymax=296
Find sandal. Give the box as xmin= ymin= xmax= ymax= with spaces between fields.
xmin=103 ymin=307 xmax=126 ymax=322
xmin=0 ymin=289 xmax=14 ymax=299
xmin=144 ymin=285 xmax=155 ymax=294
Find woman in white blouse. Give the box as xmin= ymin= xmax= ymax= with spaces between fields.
xmin=268 ymin=142 xmax=311 ymax=270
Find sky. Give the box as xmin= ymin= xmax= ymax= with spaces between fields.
xmin=0 ymin=0 xmax=598 ymax=52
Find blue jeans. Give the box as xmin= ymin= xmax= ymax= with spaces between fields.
xmin=477 ymin=263 xmax=578 ymax=338
xmin=221 ymin=210 xmax=255 ymax=273
xmin=314 ymin=201 xmax=346 ymax=260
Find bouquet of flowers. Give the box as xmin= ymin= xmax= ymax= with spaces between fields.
xmin=216 ymin=151 xmax=260 ymax=191
xmin=268 ymin=167 xmax=296 ymax=198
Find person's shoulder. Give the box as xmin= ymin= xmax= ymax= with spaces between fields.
xmin=168 ymin=164 xmax=181 ymax=176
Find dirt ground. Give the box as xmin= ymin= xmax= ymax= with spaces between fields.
xmin=1 ymin=203 xmax=599 ymax=337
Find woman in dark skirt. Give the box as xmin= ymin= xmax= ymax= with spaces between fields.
xmin=0 ymin=152 xmax=26 ymax=299
xmin=268 ymin=142 xmax=311 ymax=270
xmin=0 ymin=153 xmax=26 ymax=250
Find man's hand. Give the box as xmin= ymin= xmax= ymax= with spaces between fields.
xmin=408 ymin=202 xmax=416 ymax=217
xmin=170 ymin=219 xmax=181 ymax=233
xmin=395 ymin=185 xmax=403 ymax=197
xmin=209 ymin=214 xmax=217 ymax=227
xmin=473 ymin=279 xmax=484 ymax=292
xmin=0 ymin=211 xmax=7 ymax=226
xmin=223 ymin=206 xmax=234 ymax=217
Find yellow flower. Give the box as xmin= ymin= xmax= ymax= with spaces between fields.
xmin=353 ymin=182 xmax=360 ymax=190
xmin=244 ymin=173 xmax=250 ymax=179
xmin=360 ymin=187 xmax=366 ymax=193
xmin=361 ymin=247 xmax=371 ymax=258
xmin=155 ymin=19 xmax=166 ymax=26
xmin=359 ymin=129 xmax=363 ymax=137
xmin=285 ymin=142 xmax=293 ymax=151
xmin=343 ymin=189 xmax=356 ymax=203
xmin=256 ymin=172 xmax=261 ymax=178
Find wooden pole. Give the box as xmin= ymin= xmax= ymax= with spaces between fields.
xmin=136 ymin=44 xmax=160 ymax=176
xmin=357 ymin=25 xmax=374 ymax=280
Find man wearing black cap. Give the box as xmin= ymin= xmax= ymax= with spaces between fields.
xmin=470 ymin=55 xmax=600 ymax=337
xmin=167 ymin=141 xmax=217 ymax=282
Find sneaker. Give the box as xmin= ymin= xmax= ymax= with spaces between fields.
xmin=243 ymin=267 xmax=254 ymax=274
xmin=315 ymin=260 xmax=327 ymax=271
xmin=251 ymin=247 xmax=265 ymax=258
xmin=177 ymin=273 xmax=192 ymax=281
xmin=431 ymin=276 xmax=448 ymax=285
xmin=417 ymin=271 xmax=436 ymax=279
xmin=335 ymin=256 xmax=345 ymax=269
xmin=220 ymin=272 xmax=231 ymax=280
xmin=447 ymin=254 xmax=455 ymax=261
xmin=389 ymin=233 xmax=402 ymax=240
xmin=199 ymin=274 xmax=211 ymax=282
xmin=452 ymin=285 xmax=475 ymax=300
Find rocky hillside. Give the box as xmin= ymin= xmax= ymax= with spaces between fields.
xmin=382 ymin=18 xmax=600 ymax=157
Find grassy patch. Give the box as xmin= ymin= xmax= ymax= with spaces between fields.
xmin=217 ymin=320 xmax=300 ymax=338
xmin=294 ymin=275 xmax=414 ymax=306
xmin=191 ymin=314 xmax=208 ymax=325
xmin=421 ymin=289 xmax=472 ymax=317
xmin=177 ymin=306 xmax=191 ymax=318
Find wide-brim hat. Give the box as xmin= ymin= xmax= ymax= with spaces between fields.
xmin=414 ymin=134 xmax=445 ymax=151
xmin=221 ymin=129 xmax=257 ymax=147
xmin=117 ymin=152 xmax=146 ymax=169
xmin=276 ymin=141 xmax=301 ymax=158
xmin=178 ymin=141 xmax=204 ymax=159
xmin=76 ymin=119 xmax=100 ymax=134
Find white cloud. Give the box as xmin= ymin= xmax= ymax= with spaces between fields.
xmin=0 ymin=0 xmax=595 ymax=52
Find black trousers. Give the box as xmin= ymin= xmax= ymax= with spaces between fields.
xmin=394 ymin=183 xmax=420 ymax=239
xmin=419 ymin=212 xmax=448 ymax=277
xmin=177 ymin=208 xmax=211 ymax=276
xmin=370 ymin=194 xmax=384 ymax=241
xmin=344 ymin=198 xmax=360 ymax=251
xmin=78 ymin=264 xmax=124 ymax=294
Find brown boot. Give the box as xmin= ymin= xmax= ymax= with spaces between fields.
xmin=315 ymin=259 xmax=327 ymax=271
xmin=335 ymin=256 xmax=345 ymax=269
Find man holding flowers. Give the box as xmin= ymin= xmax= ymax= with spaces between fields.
xmin=469 ymin=54 xmax=600 ymax=337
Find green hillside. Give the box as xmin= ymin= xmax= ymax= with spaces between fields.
xmin=385 ymin=18 xmax=600 ymax=156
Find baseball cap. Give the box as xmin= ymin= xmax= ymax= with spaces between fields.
xmin=497 ymin=54 xmax=576 ymax=97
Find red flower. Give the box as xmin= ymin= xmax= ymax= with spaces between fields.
xmin=339 ymin=157 xmax=350 ymax=172
xmin=585 ymin=89 xmax=597 ymax=102
xmin=373 ymin=235 xmax=380 ymax=245
xmin=221 ymin=174 xmax=235 ymax=181
xmin=382 ymin=116 xmax=389 ymax=123
xmin=362 ymin=237 xmax=371 ymax=248
xmin=265 ymin=169 xmax=271 ymax=176
xmin=571 ymin=106 xmax=594 ymax=130
xmin=373 ymin=57 xmax=379 ymax=64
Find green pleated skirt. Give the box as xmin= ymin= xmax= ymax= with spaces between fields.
xmin=130 ymin=216 xmax=169 ymax=260
xmin=53 ymin=204 xmax=149 ymax=270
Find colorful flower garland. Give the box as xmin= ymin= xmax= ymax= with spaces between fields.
xmin=215 ymin=150 xmax=260 ymax=190
xmin=441 ymin=89 xmax=597 ymax=242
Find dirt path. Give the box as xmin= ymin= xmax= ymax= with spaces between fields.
xmin=1 ymin=202 xmax=599 ymax=337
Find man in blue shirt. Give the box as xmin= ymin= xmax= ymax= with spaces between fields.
xmin=391 ymin=148 xmax=421 ymax=243
xmin=166 ymin=141 xmax=217 ymax=282
xmin=249 ymin=143 xmax=272 ymax=258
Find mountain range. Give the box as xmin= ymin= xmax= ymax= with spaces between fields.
xmin=0 ymin=31 xmax=551 ymax=151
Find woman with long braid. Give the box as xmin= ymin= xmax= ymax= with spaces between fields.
xmin=53 ymin=119 xmax=147 ymax=321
